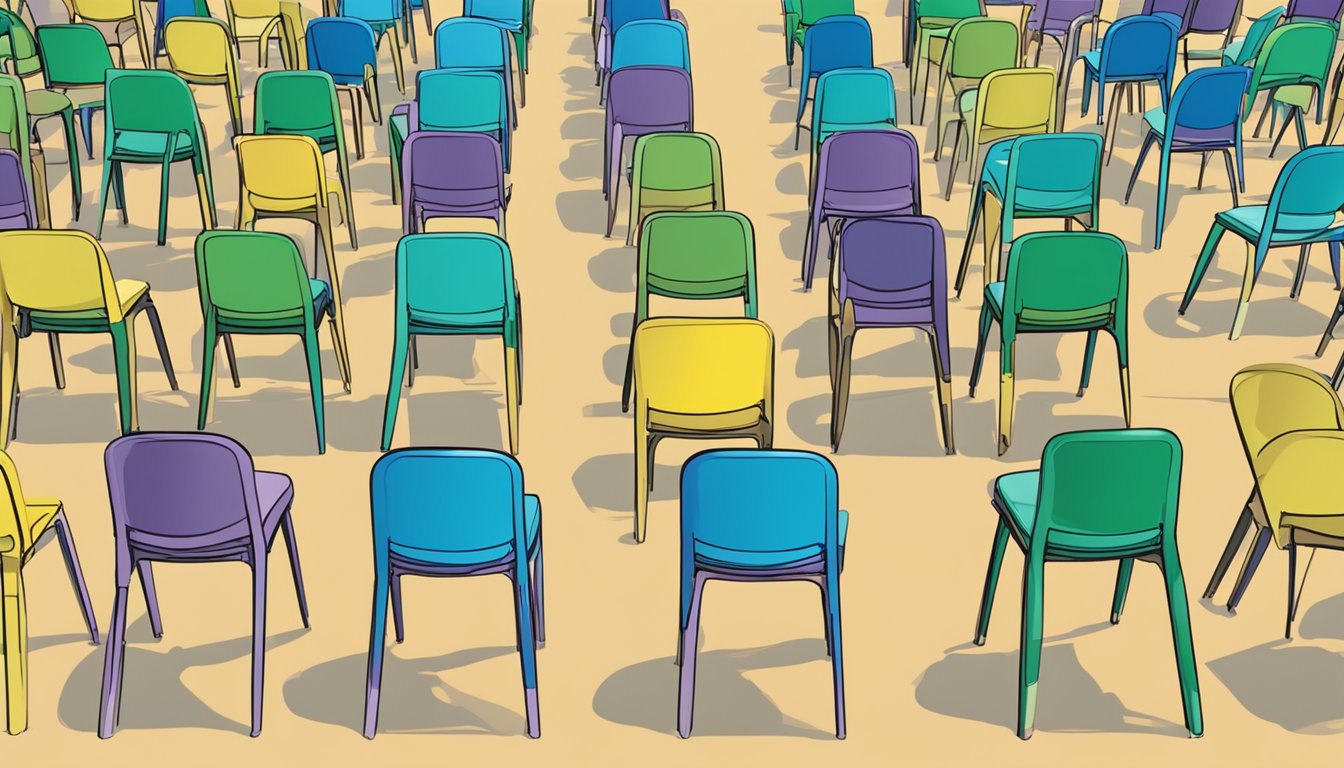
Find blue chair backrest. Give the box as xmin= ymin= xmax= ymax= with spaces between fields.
xmin=306 ymin=17 xmax=377 ymax=81
xmin=464 ymin=0 xmax=524 ymax=28
xmin=801 ymin=15 xmax=873 ymax=80
xmin=340 ymin=0 xmax=399 ymax=22
xmin=415 ymin=69 xmax=507 ymax=134
xmin=434 ymin=17 xmax=511 ymax=70
xmin=1269 ymin=146 xmax=1344 ymax=223
xmin=1234 ymin=5 xmax=1287 ymax=65
xmin=1167 ymin=65 xmax=1251 ymax=137
xmin=609 ymin=0 xmax=669 ymax=32
xmin=612 ymin=19 xmax=690 ymax=72
xmin=1099 ymin=14 xmax=1178 ymax=79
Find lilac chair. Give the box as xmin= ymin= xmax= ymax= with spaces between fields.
xmin=829 ymin=216 xmax=953 ymax=454
xmin=604 ymin=65 xmax=693 ymax=201
xmin=1023 ymin=0 xmax=1102 ymax=66
xmin=99 ymin=432 xmax=310 ymax=739
xmin=803 ymin=129 xmax=921 ymax=290
xmin=1183 ymin=0 xmax=1243 ymax=71
xmin=0 ymin=149 xmax=34 ymax=230
xmin=1287 ymin=0 xmax=1344 ymax=23
xmin=401 ymin=131 xmax=508 ymax=236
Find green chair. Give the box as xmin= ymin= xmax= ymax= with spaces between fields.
xmin=1 ymin=15 xmax=81 ymax=222
xmin=908 ymin=0 xmax=983 ymax=118
xmin=96 ymin=69 xmax=216 ymax=246
xmin=0 ymin=8 xmax=38 ymax=79
xmin=972 ymin=427 xmax=1203 ymax=740
xmin=380 ymin=232 xmax=523 ymax=454
xmin=0 ymin=73 xmax=49 ymax=228
xmin=969 ymin=231 xmax=1131 ymax=455
xmin=34 ymin=23 xmax=114 ymax=162
xmin=195 ymin=230 xmax=350 ymax=455
xmin=620 ymin=210 xmax=758 ymax=412
xmin=1246 ymin=22 xmax=1336 ymax=143
xmin=928 ymin=16 xmax=1019 ymax=144
xmin=612 ymin=131 xmax=724 ymax=247
xmin=784 ymin=0 xmax=854 ymax=85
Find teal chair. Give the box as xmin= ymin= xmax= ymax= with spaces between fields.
xmin=955 ymin=133 xmax=1102 ymax=297
xmin=96 ymin=69 xmax=216 ymax=246
xmin=1207 ymin=5 xmax=1285 ymax=66
xmin=195 ymin=230 xmax=350 ymax=455
xmin=808 ymin=67 xmax=897 ymax=180
xmin=969 ymin=231 xmax=1130 ymax=455
xmin=1179 ymin=145 xmax=1344 ymax=340
xmin=972 ymin=428 xmax=1203 ymax=740
xmin=380 ymin=232 xmax=523 ymax=454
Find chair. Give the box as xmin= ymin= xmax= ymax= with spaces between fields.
xmin=95 ymin=70 xmax=215 ymax=246
xmin=972 ymin=428 xmax=1202 ymax=740
xmin=0 ymin=230 xmax=178 ymax=446
xmin=0 ymin=449 xmax=99 ymax=735
xmin=804 ymin=129 xmax=921 ymax=289
xmin=1021 ymin=0 xmax=1102 ymax=68
xmin=99 ymin=432 xmax=309 ymax=738
xmin=612 ymin=131 xmax=723 ymax=247
xmin=629 ymin=317 xmax=774 ymax=543
xmin=223 ymin=0 xmax=284 ymax=63
xmin=1181 ymin=0 xmax=1243 ymax=70
xmin=435 ymin=16 xmax=520 ymax=120
xmin=0 ymin=149 xmax=35 ymax=229
xmin=1221 ymin=5 xmax=1286 ymax=67
xmin=380 ymin=233 xmax=522 ymax=453
xmin=603 ymin=65 xmax=693 ymax=201
xmin=956 ymin=132 xmax=1102 ymax=296
xmin=807 ymin=67 xmax=898 ymax=171
xmin=785 ymin=0 xmax=854 ymax=84
xmin=163 ymin=17 xmax=244 ymax=136
xmin=620 ymin=211 xmax=757 ymax=412
xmin=1078 ymin=14 xmax=1178 ymax=161
xmin=389 ymin=69 xmax=511 ymax=196
xmin=465 ymin=0 xmax=529 ymax=101
xmin=363 ymin=448 xmax=542 ymax=739
xmin=1287 ymin=0 xmax=1344 ymax=24
xmin=1122 ymin=66 xmax=1250 ymax=249
xmin=793 ymin=15 xmax=872 ymax=146
xmin=147 ymin=0 xmax=209 ymax=66
xmin=969 ymin=232 xmax=1130 ymax=455
xmin=597 ymin=0 xmax=672 ymax=88
xmin=677 ymin=448 xmax=846 ymax=739
xmin=276 ymin=0 xmax=311 ymax=69
xmin=195 ymin=231 xmax=351 ymax=454
xmin=944 ymin=67 xmax=1056 ymax=201
xmin=928 ymin=17 xmax=1020 ymax=145
xmin=1179 ymin=146 xmax=1344 ymax=340
xmin=603 ymin=18 xmax=690 ymax=105
xmin=306 ymin=16 xmax=384 ymax=139
xmin=66 ymin=0 xmax=145 ymax=68
xmin=340 ymin=0 xmax=408 ymax=93
xmin=0 ymin=8 xmax=39 ymax=78
xmin=829 ymin=217 xmax=953 ymax=454
xmin=401 ymin=132 xmax=508 ymax=236
xmin=1142 ymin=0 xmax=1196 ymax=35
xmin=906 ymin=0 xmax=982 ymax=91
xmin=0 ymin=74 xmax=49 ymax=228
xmin=34 ymin=23 xmax=115 ymax=161
xmin=1244 ymin=22 xmax=1336 ymax=150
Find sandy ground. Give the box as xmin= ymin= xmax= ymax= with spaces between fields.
xmin=7 ymin=0 xmax=1344 ymax=764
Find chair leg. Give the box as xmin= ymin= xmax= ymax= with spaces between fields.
xmin=108 ymin=321 xmax=139 ymax=434
xmin=390 ymin=573 xmax=405 ymax=643
xmin=380 ymin=327 xmax=409 ymax=452
xmin=223 ymin=334 xmax=241 ymax=388
xmin=278 ymin=512 xmax=309 ymax=628
xmin=248 ymin=559 xmax=267 ymax=737
xmin=2 ymin=556 xmax=28 ymax=735
xmin=997 ymin=344 xmax=1015 ymax=456
xmin=1203 ymin=503 xmax=1253 ymax=599
xmin=954 ymin=192 xmax=984 ymax=297
xmin=830 ymin=320 xmax=855 ymax=452
xmin=1285 ymin=544 xmax=1299 ymax=640
xmin=825 ymin=575 xmax=845 ymax=740
xmin=1228 ymin=243 xmax=1261 ymax=340
xmin=974 ymin=520 xmax=1010 ymax=645
xmin=1178 ymin=224 xmax=1227 ymax=315
xmin=1160 ymin=544 xmax=1204 ymax=737
xmin=1122 ymin=134 xmax=1156 ymax=205
xmin=301 ymin=330 xmax=326 ymax=454
xmin=1291 ymin=244 xmax=1312 ymax=301
xmin=52 ymin=510 xmax=99 ymax=643
xmin=97 ymin=584 xmax=129 ymax=738
xmin=1017 ymin=556 xmax=1044 ymax=740
xmin=363 ymin=570 xmax=390 ymax=739
xmin=677 ymin=570 xmax=707 ymax=739
xmin=137 ymin=561 xmax=163 ymax=638
xmin=505 ymin=344 xmax=521 ymax=455
xmin=1227 ymin=524 xmax=1272 ymax=612
xmin=1269 ymin=106 xmax=1296 ymax=158
xmin=48 ymin=334 xmax=65 ymax=390
xmin=512 ymin=563 xmax=541 ymax=739
xmin=968 ymin=304 xmax=993 ymax=397
xmin=1110 ymin=558 xmax=1134 ymax=624
xmin=1222 ymin=149 xmax=1239 ymax=208
xmin=142 ymin=297 xmax=178 ymax=390
xmin=930 ymin=330 xmax=954 ymax=455
xmin=1077 ymin=330 xmax=1098 ymax=396
xmin=530 ymin=531 xmax=545 ymax=644
xmin=1316 ymin=286 xmax=1344 ymax=357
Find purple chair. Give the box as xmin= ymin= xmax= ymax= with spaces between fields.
xmin=803 ymin=129 xmax=921 ymax=290
xmin=1143 ymin=0 xmax=1196 ymax=35
xmin=1183 ymin=0 xmax=1243 ymax=71
xmin=1287 ymin=0 xmax=1344 ymax=23
xmin=604 ymin=65 xmax=693 ymax=202
xmin=829 ymin=216 xmax=953 ymax=454
xmin=98 ymin=432 xmax=310 ymax=739
xmin=0 ymin=149 xmax=34 ymax=230
xmin=1023 ymin=0 xmax=1102 ymax=66
xmin=401 ymin=131 xmax=508 ymax=236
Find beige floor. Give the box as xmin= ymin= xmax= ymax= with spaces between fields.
xmin=8 ymin=0 xmax=1344 ymax=764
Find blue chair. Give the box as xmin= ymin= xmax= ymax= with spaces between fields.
xmin=306 ymin=17 xmax=384 ymax=129
xmin=363 ymin=448 xmax=543 ymax=739
xmin=597 ymin=0 xmax=672 ymax=84
xmin=793 ymin=15 xmax=872 ymax=152
xmin=388 ymin=69 xmax=511 ymax=193
xmin=677 ymin=448 xmax=847 ymax=739
xmin=1180 ymin=146 xmax=1344 ymax=339
xmin=434 ymin=16 xmax=519 ymax=120
xmin=603 ymin=18 xmax=690 ymax=105
xmin=1123 ymin=66 xmax=1251 ymax=250
xmin=340 ymin=0 xmax=409 ymax=92
xmin=464 ymin=0 xmax=528 ymax=97
xmin=1077 ymin=14 xmax=1178 ymax=159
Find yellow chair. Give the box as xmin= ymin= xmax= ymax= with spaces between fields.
xmin=223 ymin=0 xmax=284 ymax=64
xmin=233 ymin=134 xmax=353 ymax=389
xmin=164 ymin=17 xmax=244 ymax=136
xmin=62 ymin=0 xmax=147 ymax=67
xmin=629 ymin=317 xmax=774 ymax=543
xmin=0 ymin=449 xmax=99 ymax=735
xmin=942 ymin=66 xmax=1055 ymax=200
xmin=0 ymin=230 xmax=179 ymax=445
xmin=277 ymin=0 xmax=311 ymax=70
xmin=1205 ymin=363 xmax=1344 ymax=638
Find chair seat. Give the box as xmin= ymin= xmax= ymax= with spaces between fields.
xmin=408 ymin=305 xmax=507 ymax=333
xmin=218 ymin=279 xmax=331 ymax=329
xmin=694 ymin=509 xmax=848 ymax=569
xmin=109 ymin=129 xmax=198 ymax=161
xmin=23 ymin=499 xmax=61 ymax=552
xmin=126 ymin=471 xmax=293 ymax=556
xmin=958 ymin=87 xmax=978 ymax=117
xmin=1079 ymin=49 xmax=1099 ymax=73
xmin=25 ymin=89 xmax=72 ymax=118
xmin=26 ymin=279 xmax=150 ymax=326
xmin=389 ymin=493 xmax=541 ymax=567
xmin=1215 ymin=206 xmax=1344 ymax=244
xmin=1272 ymin=84 xmax=1315 ymax=109
xmin=649 ymin=404 xmax=765 ymax=433
xmin=820 ymin=187 xmax=916 ymax=216
xmin=1220 ymin=38 xmax=1244 ymax=65
xmin=637 ymin=186 xmax=717 ymax=212
xmin=994 ymin=471 xmax=1161 ymax=556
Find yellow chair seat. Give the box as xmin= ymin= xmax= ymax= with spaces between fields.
xmin=232 ymin=14 xmax=280 ymax=40
xmin=649 ymin=404 xmax=766 ymax=433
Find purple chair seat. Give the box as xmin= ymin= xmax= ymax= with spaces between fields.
xmin=819 ymin=186 xmax=918 ymax=215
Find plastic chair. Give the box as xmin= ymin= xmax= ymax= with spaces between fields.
xmin=363 ymin=448 xmax=542 ymax=739
xmin=620 ymin=211 xmax=757 ymax=412
xmin=1244 ymin=23 xmax=1336 ymax=151
xmin=1021 ymin=0 xmax=1102 ymax=68
xmin=597 ymin=0 xmax=674 ymax=88
xmin=1287 ymin=0 xmax=1344 ymax=24
xmin=195 ymin=231 xmax=350 ymax=454
xmin=147 ymin=0 xmax=209 ymax=66
xmin=956 ymin=133 xmax=1102 ymax=296
xmin=0 ymin=73 xmax=51 ymax=228
xmin=1179 ymin=146 xmax=1344 ymax=340
xmin=400 ymin=131 xmax=507 ymax=235
xmin=34 ymin=23 xmax=114 ymax=161
xmin=807 ymin=67 xmax=898 ymax=175
xmin=629 ymin=317 xmax=774 ymax=543
xmin=465 ymin=0 xmax=529 ymax=101
xmin=379 ymin=233 xmax=522 ymax=453
xmin=0 ymin=149 xmax=35 ymax=229
xmin=613 ymin=131 xmax=723 ymax=247
xmin=603 ymin=18 xmax=690 ymax=105
xmin=0 ymin=7 xmax=40 ymax=78
xmin=972 ymin=428 xmax=1202 ymax=740
xmin=969 ymin=232 xmax=1130 ymax=455
xmin=1077 ymin=15 xmax=1178 ymax=161
xmin=276 ymin=0 xmax=311 ymax=69
xmin=434 ymin=16 xmax=520 ymax=122
xmin=163 ymin=18 xmax=244 ymax=136
xmin=1141 ymin=0 xmax=1196 ymax=35
xmin=785 ymin=0 xmax=854 ymax=84
xmin=223 ymin=0 xmax=284 ymax=63
xmin=389 ymin=69 xmax=511 ymax=196
xmin=1123 ymin=66 xmax=1250 ymax=250
xmin=906 ymin=0 xmax=982 ymax=92
xmin=306 ymin=16 xmax=384 ymax=139
xmin=99 ymin=432 xmax=309 ymax=738
xmin=677 ymin=448 xmax=846 ymax=739
xmin=804 ymin=129 xmax=921 ymax=289
xmin=66 ymin=0 xmax=145 ymax=68
xmin=944 ymin=67 xmax=1056 ymax=201
xmin=1211 ymin=5 xmax=1285 ymax=67
xmin=793 ymin=15 xmax=872 ymax=145
xmin=95 ymin=70 xmax=215 ymax=246
xmin=928 ymin=17 xmax=1020 ymax=146
xmin=1181 ymin=0 xmax=1244 ymax=69
xmin=340 ymin=0 xmax=408 ymax=92
xmin=830 ymin=217 xmax=953 ymax=454
xmin=0 ymin=230 xmax=178 ymax=446
xmin=603 ymin=65 xmax=693 ymax=201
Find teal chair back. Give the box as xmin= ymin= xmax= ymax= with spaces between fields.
xmin=1001 ymin=132 xmax=1101 ymax=235
xmin=254 ymin=70 xmax=346 ymax=156
xmin=1231 ymin=5 xmax=1286 ymax=65
xmin=811 ymin=66 xmax=897 ymax=151
xmin=1262 ymin=146 xmax=1344 ymax=246
xmin=397 ymin=232 xmax=519 ymax=347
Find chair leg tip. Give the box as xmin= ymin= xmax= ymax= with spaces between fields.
xmin=1076 ymin=387 xmax=1086 ymax=398
xmin=973 ymin=634 xmax=986 ymax=646
xmin=1110 ymin=612 xmax=1121 ymax=625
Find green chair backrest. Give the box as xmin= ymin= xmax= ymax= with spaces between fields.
xmin=811 ymin=67 xmax=897 ymax=150
xmin=254 ymin=69 xmax=346 ymax=157
xmin=1232 ymin=5 xmax=1286 ymax=66
xmin=915 ymin=0 xmax=982 ymax=22
xmin=103 ymin=69 xmax=205 ymax=155
xmin=631 ymin=131 xmax=723 ymax=197
xmin=800 ymin=0 xmax=855 ymax=25
xmin=945 ymin=17 xmax=1018 ymax=79
xmin=1247 ymin=21 xmax=1336 ymax=97
xmin=196 ymin=230 xmax=315 ymax=325
xmin=0 ymin=73 xmax=32 ymax=186
xmin=637 ymin=211 xmax=758 ymax=320
xmin=1001 ymin=231 xmax=1127 ymax=350
xmin=397 ymin=232 xmax=519 ymax=347
xmin=35 ymin=23 xmax=113 ymax=89
xmin=0 ymin=9 xmax=39 ymax=77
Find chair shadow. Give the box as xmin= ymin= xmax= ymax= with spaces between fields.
xmin=915 ymin=642 xmax=1188 ymax=737
xmin=1299 ymin=591 xmax=1344 ymax=642
xmin=555 ymin=189 xmax=609 ymax=236
xmin=8 ymin=391 xmax=193 ymax=445
xmin=589 ymin=245 xmax=635 ymax=294
xmin=592 ymin=637 xmax=835 ymax=739
xmin=283 ymin=646 xmax=525 ymax=736
xmin=1208 ymin=640 xmax=1344 ymax=734
xmin=571 ymin=452 xmax=680 ymax=515
xmin=1143 ymin=288 xmax=1330 ymax=341
xmin=786 ymin=388 xmax=951 ymax=457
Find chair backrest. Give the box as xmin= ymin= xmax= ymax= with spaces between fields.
xmin=835 ymin=216 xmax=946 ymax=321
xmin=945 ymin=17 xmax=1020 ymax=80
xmin=235 ymin=134 xmax=326 ymax=206
xmin=611 ymin=19 xmax=689 ymax=72
xmin=401 ymin=131 xmax=506 ymax=230
xmin=1141 ymin=0 xmax=1194 ymax=34
xmin=1166 ymin=65 xmax=1250 ymax=144
xmin=1026 ymin=0 xmax=1101 ymax=35
xmin=1188 ymin=0 xmax=1240 ymax=34
xmin=370 ymin=448 xmax=527 ymax=564
xmin=1263 ymin=146 xmax=1344 ymax=231
xmin=305 ymin=16 xmax=378 ymax=79
xmin=395 ymin=232 xmax=518 ymax=345
xmin=1001 ymin=231 xmax=1127 ymax=338
xmin=811 ymin=67 xmax=897 ymax=148
xmin=1231 ymin=363 xmax=1344 ymax=461
xmin=465 ymin=0 xmax=525 ymax=28
xmin=637 ymin=211 xmax=757 ymax=317
xmin=0 ymin=148 xmax=34 ymax=229
xmin=434 ymin=16 xmax=511 ymax=70
xmin=972 ymin=67 xmax=1056 ymax=145
xmin=1032 ymin=429 xmax=1182 ymax=546
xmin=1248 ymin=21 xmax=1336 ymax=94
xmin=254 ymin=70 xmax=345 ymax=155
xmin=164 ymin=17 xmax=237 ymax=81
xmin=196 ymin=230 xmax=314 ymax=321
xmin=0 ymin=449 xmax=36 ymax=554
xmin=1232 ymin=6 xmax=1286 ymax=66
xmin=1098 ymin=14 xmax=1178 ymax=80
xmin=816 ymin=129 xmax=921 ymax=214
xmin=607 ymin=65 xmax=694 ymax=131
xmin=103 ymin=69 xmax=203 ymax=148
xmin=1287 ymin=0 xmax=1344 ymax=23
xmin=0 ymin=229 xmax=125 ymax=320
xmin=632 ymin=317 xmax=774 ymax=417
xmin=631 ymin=131 xmax=723 ymax=204
xmin=71 ymin=0 xmax=137 ymax=22
xmin=801 ymin=15 xmax=873 ymax=80
xmin=0 ymin=74 xmax=30 ymax=183
xmin=340 ymin=0 xmax=400 ymax=23
xmin=415 ymin=69 xmax=507 ymax=134
xmin=35 ymin=23 xmax=115 ymax=89
xmin=608 ymin=0 xmax=670 ymax=32
xmin=915 ymin=0 xmax=981 ymax=22
xmin=800 ymin=0 xmax=856 ymax=26
xmin=680 ymin=449 xmax=841 ymax=567
xmin=1001 ymin=132 xmax=1102 ymax=220
xmin=0 ymin=9 xmax=39 ymax=77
